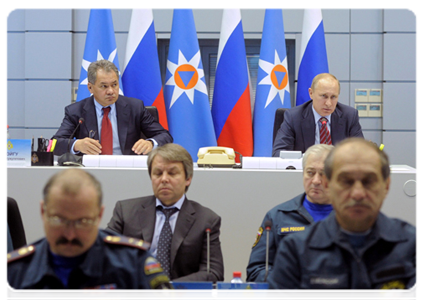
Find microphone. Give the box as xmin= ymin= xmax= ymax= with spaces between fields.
xmin=58 ymin=118 xmax=85 ymax=166
xmin=264 ymin=220 xmax=272 ymax=282
xmin=205 ymin=228 xmax=211 ymax=274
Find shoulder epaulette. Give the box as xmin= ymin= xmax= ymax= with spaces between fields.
xmin=104 ymin=235 xmax=150 ymax=250
xmin=7 ymin=245 xmax=36 ymax=263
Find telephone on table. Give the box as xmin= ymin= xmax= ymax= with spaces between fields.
xmin=197 ymin=147 xmax=236 ymax=168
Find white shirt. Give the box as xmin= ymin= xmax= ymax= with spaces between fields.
xmin=149 ymin=195 xmax=186 ymax=257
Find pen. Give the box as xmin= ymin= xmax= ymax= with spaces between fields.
xmin=46 ymin=139 xmax=53 ymax=152
xmin=50 ymin=139 xmax=57 ymax=152
xmin=89 ymin=130 xmax=96 ymax=139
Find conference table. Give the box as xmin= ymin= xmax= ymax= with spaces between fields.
xmin=7 ymin=164 xmax=416 ymax=282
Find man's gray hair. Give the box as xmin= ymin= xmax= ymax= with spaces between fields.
xmin=302 ymin=144 xmax=334 ymax=170
xmin=87 ymin=60 xmax=119 ymax=84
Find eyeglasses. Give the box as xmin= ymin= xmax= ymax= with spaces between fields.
xmin=45 ymin=215 xmax=98 ymax=230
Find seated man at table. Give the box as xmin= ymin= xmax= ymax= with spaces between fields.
xmin=53 ymin=59 xmax=172 ymax=156
xmin=8 ymin=169 xmax=171 ymax=289
xmin=107 ymin=143 xmax=224 ymax=282
xmin=268 ymin=138 xmax=415 ymax=289
xmin=246 ymin=144 xmax=334 ymax=282
xmin=272 ymin=73 xmax=363 ymax=156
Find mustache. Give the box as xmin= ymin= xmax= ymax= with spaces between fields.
xmin=56 ymin=237 xmax=83 ymax=247
xmin=345 ymin=201 xmax=372 ymax=209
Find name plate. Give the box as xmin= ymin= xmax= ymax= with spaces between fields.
xmin=242 ymin=157 xmax=303 ymax=170
xmin=172 ymin=281 xmax=213 ymax=300
xmin=217 ymin=282 xmax=269 ymax=300
xmin=83 ymin=155 xmax=148 ymax=168
xmin=7 ymin=139 xmax=32 ymax=167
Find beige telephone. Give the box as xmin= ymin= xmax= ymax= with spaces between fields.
xmin=197 ymin=146 xmax=236 ymax=167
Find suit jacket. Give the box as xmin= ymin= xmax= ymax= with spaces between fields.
xmin=53 ymin=95 xmax=173 ymax=156
xmin=106 ymin=196 xmax=224 ymax=282
xmin=272 ymin=100 xmax=363 ymax=156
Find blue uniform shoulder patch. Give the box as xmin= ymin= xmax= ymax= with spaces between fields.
xmin=104 ymin=235 xmax=150 ymax=250
xmin=7 ymin=245 xmax=36 ymax=263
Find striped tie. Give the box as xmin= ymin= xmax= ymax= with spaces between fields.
xmin=319 ymin=117 xmax=332 ymax=145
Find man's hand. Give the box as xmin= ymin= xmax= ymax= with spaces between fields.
xmin=132 ymin=139 xmax=154 ymax=155
xmin=74 ymin=138 xmax=102 ymax=155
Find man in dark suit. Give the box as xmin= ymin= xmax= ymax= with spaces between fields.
xmin=272 ymin=73 xmax=363 ymax=156
xmin=106 ymin=143 xmax=224 ymax=282
xmin=53 ymin=60 xmax=172 ymax=156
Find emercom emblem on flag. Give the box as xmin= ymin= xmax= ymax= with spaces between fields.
xmin=166 ymin=50 xmax=207 ymax=108
xmin=258 ymin=50 xmax=290 ymax=108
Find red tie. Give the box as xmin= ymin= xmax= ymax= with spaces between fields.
xmin=101 ymin=107 xmax=113 ymax=155
xmin=319 ymin=117 xmax=332 ymax=145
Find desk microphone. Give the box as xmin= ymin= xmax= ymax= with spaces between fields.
xmin=264 ymin=220 xmax=272 ymax=282
xmin=58 ymin=118 xmax=84 ymax=166
xmin=206 ymin=228 xmax=211 ymax=274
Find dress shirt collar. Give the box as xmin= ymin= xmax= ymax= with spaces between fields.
xmin=93 ymin=97 xmax=116 ymax=115
xmin=311 ymin=105 xmax=332 ymax=126
xmin=155 ymin=195 xmax=185 ymax=210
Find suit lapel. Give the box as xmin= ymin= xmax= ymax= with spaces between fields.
xmin=138 ymin=196 xmax=157 ymax=243
xmin=331 ymin=106 xmax=344 ymax=143
xmin=301 ymin=102 xmax=316 ymax=148
xmin=171 ymin=198 xmax=196 ymax=268
xmin=82 ymin=97 xmax=98 ymax=139
xmin=115 ymin=96 xmax=130 ymax=153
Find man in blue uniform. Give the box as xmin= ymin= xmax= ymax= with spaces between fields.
xmin=246 ymin=144 xmax=334 ymax=282
xmin=8 ymin=169 xmax=171 ymax=289
xmin=268 ymin=138 xmax=415 ymax=289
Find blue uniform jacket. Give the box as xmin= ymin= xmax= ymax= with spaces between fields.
xmin=268 ymin=212 xmax=416 ymax=289
xmin=7 ymin=229 xmax=171 ymax=289
xmin=246 ymin=193 xmax=314 ymax=282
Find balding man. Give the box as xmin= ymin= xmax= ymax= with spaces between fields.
xmin=273 ymin=73 xmax=363 ymax=156
xmin=8 ymin=169 xmax=171 ymax=289
xmin=268 ymin=138 xmax=415 ymax=289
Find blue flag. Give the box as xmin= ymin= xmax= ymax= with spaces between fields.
xmin=76 ymin=9 xmax=123 ymax=102
xmin=253 ymin=9 xmax=291 ymax=157
xmin=164 ymin=9 xmax=216 ymax=160
xmin=296 ymin=9 xmax=329 ymax=106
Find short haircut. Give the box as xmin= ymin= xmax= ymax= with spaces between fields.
xmin=324 ymin=138 xmax=390 ymax=180
xmin=302 ymin=144 xmax=334 ymax=170
xmin=43 ymin=169 xmax=103 ymax=207
xmin=87 ymin=60 xmax=119 ymax=84
xmin=310 ymin=73 xmax=341 ymax=94
xmin=147 ymin=143 xmax=193 ymax=191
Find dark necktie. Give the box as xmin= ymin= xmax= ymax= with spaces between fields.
xmin=156 ymin=207 xmax=179 ymax=278
xmin=101 ymin=107 xmax=113 ymax=155
xmin=319 ymin=117 xmax=332 ymax=145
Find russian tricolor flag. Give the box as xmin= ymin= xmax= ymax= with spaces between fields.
xmin=212 ymin=9 xmax=253 ymax=160
xmin=76 ymin=9 xmax=123 ymax=102
xmin=253 ymin=9 xmax=291 ymax=157
xmin=164 ymin=9 xmax=216 ymax=160
xmin=122 ymin=9 xmax=168 ymax=129
xmin=296 ymin=9 xmax=329 ymax=106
